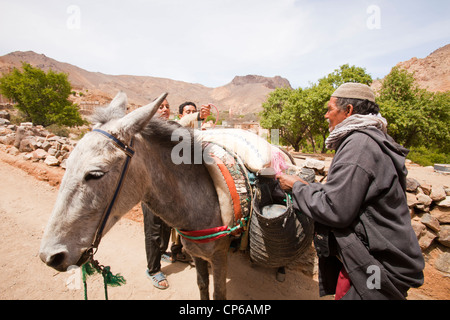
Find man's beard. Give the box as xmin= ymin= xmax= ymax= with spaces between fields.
xmin=327 ymin=119 xmax=334 ymax=132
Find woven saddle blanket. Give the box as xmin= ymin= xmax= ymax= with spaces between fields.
xmin=199 ymin=129 xmax=296 ymax=230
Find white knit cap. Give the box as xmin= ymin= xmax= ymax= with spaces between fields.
xmin=331 ymin=83 xmax=375 ymax=103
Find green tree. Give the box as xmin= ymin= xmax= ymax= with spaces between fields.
xmin=377 ymin=66 xmax=450 ymax=152
xmin=260 ymin=64 xmax=373 ymax=152
xmin=0 ymin=62 xmax=84 ymax=127
xmin=297 ymin=84 xmax=331 ymax=153
xmin=260 ymin=87 xmax=307 ymax=151
xmin=320 ymin=64 xmax=373 ymax=89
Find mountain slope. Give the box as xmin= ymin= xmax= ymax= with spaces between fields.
xmin=395 ymin=44 xmax=450 ymax=92
xmin=1 ymin=45 xmax=447 ymax=114
xmin=372 ymin=44 xmax=450 ymax=93
xmin=0 ymin=51 xmax=291 ymax=114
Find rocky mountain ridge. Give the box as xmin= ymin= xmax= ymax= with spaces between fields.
xmin=1 ymin=44 xmax=448 ymax=115
xmin=372 ymin=44 xmax=450 ymax=93
xmin=396 ymin=44 xmax=450 ymax=92
xmin=0 ymin=51 xmax=291 ymax=115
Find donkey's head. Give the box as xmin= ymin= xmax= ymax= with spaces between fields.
xmin=39 ymin=91 xmax=167 ymax=271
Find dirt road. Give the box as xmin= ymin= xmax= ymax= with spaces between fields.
xmin=0 ymin=156 xmax=327 ymax=300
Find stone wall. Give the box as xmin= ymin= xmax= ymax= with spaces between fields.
xmin=0 ymin=118 xmax=75 ymax=168
xmin=406 ymin=178 xmax=450 ymax=251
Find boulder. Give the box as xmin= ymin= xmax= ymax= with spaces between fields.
xmin=434 ymin=252 xmax=450 ymax=274
xmin=0 ymin=110 xmax=10 ymax=120
xmin=18 ymin=137 xmax=37 ymax=152
xmin=430 ymin=207 xmax=450 ymax=224
xmin=420 ymin=214 xmax=441 ymax=232
xmin=416 ymin=193 xmax=433 ymax=206
xmin=411 ymin=219 xmax=426 ymax=238
xmin=0 ymin=133 xmax=15 ymax=145
xmin=406 ymin=178 xmax=420 ymax=192
xmin=437 ymin=225 xmax=450 ymax=248
xmin=437 ymin=196 xmax=450 ymax=208
xmin=430 ymin=186 xmax=447 ymax=202
xmin=60 ymin=158 xmax=67 ymax=169
xmin=407 ymin=192 xmax=419 ymax=208
xmin=32 ymin=149 xmax=48 ymax=160
xmin=418 ymin=229 xmax=437 ymax=250
xmin=48 ymin=147 xmax=57 ymax=156
xmin=420 ymin=184 xmax=432 ymax=196
xmin=7 ymin=146 xmax=19 ymax=156
xmin=23 ymin=153 xmax=33 ymax=161
xmin=44 ymin=155 xmax=60 ymax=166
xmin=304 ymin=158 xmax=325 ymax=174
xmin=41 ymin=141 xmax=52 ymax=151
xmin=14 ymin=126 xmax=25 ymax=148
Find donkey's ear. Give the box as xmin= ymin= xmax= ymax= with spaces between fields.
xmin=109 ymin=91 xmax=128 ymax=113
xmin=90 ymin=91 xmax=128 ymax=126
xmin=117 ymin=92 xmax=168 ymax=138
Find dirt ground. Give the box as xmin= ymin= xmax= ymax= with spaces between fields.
xmin=0 ymin=149 xmax=449 ymax=300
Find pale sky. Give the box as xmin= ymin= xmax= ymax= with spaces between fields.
xmin=0 ymin=0 xmax=449 ymax=88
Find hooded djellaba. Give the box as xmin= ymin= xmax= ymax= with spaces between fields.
xmin=277 ymin=83 xmax=424 ymax=300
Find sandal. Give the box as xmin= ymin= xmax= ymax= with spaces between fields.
xmin=276 ymin=267 xmax=286 ymax=282
xmin=161 ymin=252 xmax=172 ymax=263
xmin=146 ymin=270 xmax=169 ymax=290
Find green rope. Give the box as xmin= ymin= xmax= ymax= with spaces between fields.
xmin=176 ymin=229 xmax=231 ymax=241
xmin=81 ymin=259 xmax=126 ymax=300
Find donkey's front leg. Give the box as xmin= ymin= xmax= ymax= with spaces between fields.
xmin=193 ymin=257 xmax=210 ymax=300
xmin=211 ymin=252 xmax=228 ymax=300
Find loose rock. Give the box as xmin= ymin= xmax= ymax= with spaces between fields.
xmin=421 ymin=214 xmax=441 ymax=232
xmin=437 ymin=225 xmax=450 ymax=248
xmin=437 ymin=196 xmax=450 ymax=208
xmin=44 ymin=155 xmax=60 ymax=166
xmin=431 ymin=186 xmax=447 ymax=202
xmin=434 ymin=252 xmax=450 ymax=274
xmin=430 ymin=207 xmax=450 ymax=224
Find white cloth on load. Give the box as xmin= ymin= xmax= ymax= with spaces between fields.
xmin=198 ymin=129 xmax=292 ymax=173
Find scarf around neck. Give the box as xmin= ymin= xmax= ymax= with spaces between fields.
xmin=325 ymin=113 xmax=388 ymax=150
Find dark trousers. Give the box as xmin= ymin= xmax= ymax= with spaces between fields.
xmin=142 ymin=203 xmax=171 ymax=274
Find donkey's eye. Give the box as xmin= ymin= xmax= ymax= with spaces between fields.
xmin=85 ymin=171 xmax=106 ymax=181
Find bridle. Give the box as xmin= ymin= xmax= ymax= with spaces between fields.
xmin=77 ymin=128 xmax=135 ymax=265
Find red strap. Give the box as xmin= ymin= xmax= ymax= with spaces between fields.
xmin=179 ymin=226 xmax=229 ymax=243
xmin=210 ymin=154 xmax=243 ymax=223
xmin=180 ymin=226 xmax=229 ymax=237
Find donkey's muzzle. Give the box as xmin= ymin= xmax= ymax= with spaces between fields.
xmin=40 ymin=249 xmax=69 ymax=272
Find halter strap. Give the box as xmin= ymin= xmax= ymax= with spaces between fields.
xmin=93 ymin=129 xmax=135 ymax=157
xmin=89 ymin=129 xmax=135 ymax=250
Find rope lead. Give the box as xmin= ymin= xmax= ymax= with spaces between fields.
xmin=81 ymin=259 xmax=126 ymax=300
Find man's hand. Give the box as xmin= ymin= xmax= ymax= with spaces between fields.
xmin=277 ymin=174 xmax=308 ymax=191
xmin=199 ymin=104 xmax=212 ymax=119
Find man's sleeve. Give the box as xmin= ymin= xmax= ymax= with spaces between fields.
xmin=291 ymin=162 xmax=372 ymax=228
xmin=178 ymin=112 xmax=202 ymax=128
